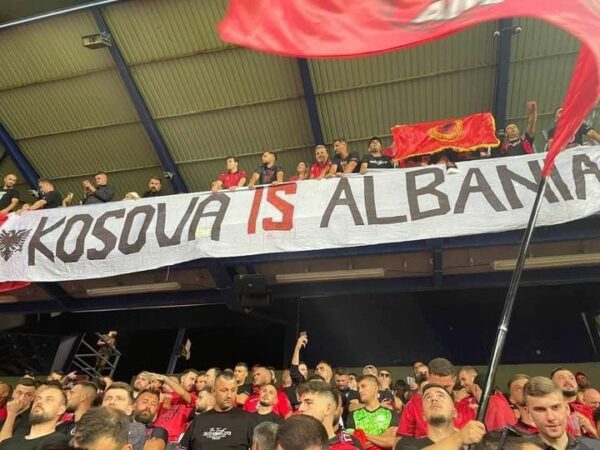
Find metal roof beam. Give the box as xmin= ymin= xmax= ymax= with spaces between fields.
xmin=92 ymin=9 xmax=188 ymax=193
xmin=493 ymin=18 xmax=515 ymax=132
xmin=297 ymin=59 xmax=324 ymax=145
xmin=0 ymin=122 xmax=40 ymax=189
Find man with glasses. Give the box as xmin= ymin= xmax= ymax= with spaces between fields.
xmin=378 ymin=370 xmax=395 ymax=410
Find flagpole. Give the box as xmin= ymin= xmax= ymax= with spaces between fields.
xmin=474 ymin=175 xmax=548 ymax=425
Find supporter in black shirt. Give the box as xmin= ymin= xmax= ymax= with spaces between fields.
xmin=0 ymin=174 xmax=20 ymax=214
xmin=248 ymin=151 xmax=284 ymax=187
xmin=0 ymin=385 xmax=69 ymax=450
xmin=233 ymin=362 xmax=252 ymax=406
xmin=179 ymin=372 xmax=254 ymax=450
xmin=83 ymin=171 xmax=115 ymax=205
xmin=72 ymin=407 xmax=131 ymax=450
xmin=492 ymin=100 xmax=538 ymax=158
xmin=547 ymin=106 xmax=600 ymax=149
xmin=360 ymin=137 xmax=394 ymax=174
xmin=29 ymin=178 xmax=63 ymax=210
xmin=142 ymin=176 xmax=164 ymax=198
xmin=252 ymin=384 xmax=284 ymax=426
xmin=0 ymin=378 xmax=37 ymax=440
xmin=329 ymin=138 xmax=360 ymax=175
xmin=334 ymin=368 xmax=359 ymax=422
xmin=56 ymin=381 xmax=96 ymax=438
xmin=132 ymin=389 xmax=168 ymax=447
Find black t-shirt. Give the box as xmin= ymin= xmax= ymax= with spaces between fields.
xmin=333 ymin=152 xmax=361 ymax=173
xmin=42 ymin=190 xmax=63 ymax=209
xmin=238 ymin=384 xmax=253 ymax=397
xmin=178 ymin=407 xmax=254 ymax=450
xmin=252 ymin=411 xmax=284 ymax=425
xmin=142 ymin=190 xmax=164 ymax=198
xmin=547 ymin=123 xmax=593 ymax=147
xmin=361 ymin=154 xmax=394 ymax=169
xmin=0 ymin=431 xmax=70 ymax=450
xmin=0 ymin=188 xmax=20 ymax=211
xmin=0 ymin=410 xmax=31 ymax=437
xmin=145 ymin=423 xmax=168 ymax=443
xmin=395 ymin=436 xmax=434 ymax=449
xmin=56 ymin=420 xmax=76 ymax=437
xmin=494 ymin=133 xmax=534 ymax=157
xmin=256 ymin=164 xmax=284 ymax=185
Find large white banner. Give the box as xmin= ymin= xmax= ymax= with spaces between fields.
xmin=2 ymin=148 xmax=600 ymax=282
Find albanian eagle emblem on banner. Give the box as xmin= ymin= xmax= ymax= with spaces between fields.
xmin=0 ymin=229 xmax=31 ymax=262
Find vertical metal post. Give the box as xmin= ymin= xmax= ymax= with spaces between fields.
xmin=493 ymin=19 xmax=514 ymax=131
xmin=167 ymin=328 xmax=186 ymax=374
xmin=297 ymin=59 xmax=325 ymax=145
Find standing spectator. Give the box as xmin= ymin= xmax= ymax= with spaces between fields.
xmin=309 ymin=145 xmax=333 ymax=180
xmin=0 ymin=383 xmax=11 ymax=422
xmin=551 ymin=368 xmax=597 ymax=438
xmin=346 ymin=375 xmax=398 ymax=449
xmin=95 ymin=331 xmax=117 ymax=373
xmin=72 ymin=407 xmax=131 ymax=450
xmin=143 ymin=177 xmax=164 ymax=198
xmin=29 ymin=178 xmax=63 ymax=210
xmin=212 ymin=156 xmax=247 ymax=192
xmin=152 ymin=370 xmax=198 ymax=445
xmin=192 ymin=389 xmax=215 ymax=416
xmin=253 ymin=421 xmax=279 ymax=450
xmin=0 ymin=174 xmax=19 ymax=215
xmin=378 ymin=369 xmax=396 ymax=410
xmin=288 ymin=162 xmax=309 ymax=181
xmin=204 ymin=368 xmax=220 ymax=390
xmin=395 ymin=384 xmax=485 ymax=450
xmin=359 ymin=137 xmax=394 ymax=174
xmin=508 ymin=374 xmax=538 ymax=435
xmin=0 ymin=385 xmax=69 ymax=449
xmin=334 ymin=368 xmax=359 ymax=422
xmin=133 ymin=389 xmax=167 ymax=450
xmin=315 ymin=362 xmax=333 ymax=386
xmin=234 ymin=363 xmax=252 ymax=406
xmin=526 ymin=376 xmax=600 ymax=449
xmin=547 ymin=107 xmax=600 ymax=149
xmin=0 ymin=377 xmax=37 ymax=441
xmin=252 ymin=384 xmax=284 ymax=425
xmin=101 ymin=382 xmax=147 ymax=450
xmin=194 ymin=373 xmax=207 ymax=393
xmin=290 ymin=336 xmax=309 ymax=387
xmin=576 ymin=372 xmax=591 ymax=391
xmin=247 ymin=151 xmax=284 ymax=187
xmin=275 ymin=414 xmax=330 ymax=450
xmin=243 ymin=367 xmax=292 ymax=419
xmin=329 ymin=138 xmax=360 ymax=175
xmin=133 ymin=372 xmax=152 ymax=399
xmin=179 ymin=372 xmax=255 ymax=449
xmin=57 ymin=381 xmax=97 ymax=437
xmin=83 ymin=171 xmax=115 ymax=205
xmin=493 ymin=100 xmax=537 ymax=157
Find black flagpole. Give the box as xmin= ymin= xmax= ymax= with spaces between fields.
xmin=475 ymin=175 xmax=548 ymax=425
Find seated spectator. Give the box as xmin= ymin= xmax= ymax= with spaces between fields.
xmin=252 ymin=384 xmax=284 ymax=425
xmin=0 ymin=377 xmax=37 ymax=441
xmin=73 ymin=407 xmax=131 ymax=450
xmin=576 ymin=371 xmax=591 ymax=391
xmin=275 ymin=414 xmax=329 ymax=450
xmin=212 ymin=156 xmax=247 ymax=192
xmin=395 ymin=384 xmax=485 ymax=450
xmin=133 ymin=389 xmax=167 ymax=450
xmin=132 ymin=372 xmax=152 ymax=399
xmin=0 ymin=383 xmax=11 ymax=422
xmin=360 ymin=137 xmax=394 ymax=174
xmin=0 ymin=384 xmax=70 ymax=449
xmin=29 ymin=178 xmax=63 ymax=210
xmin=243 ymin=367 xmax=292 ymax=419
xmin=346 ymin=375 xmax=398 ymax=448
xmin=547 ymin=107 xmax=600 ymax=149
xmin=83 ymin=171 xmax=115 ymax=205
xmin=142 ymin=177 xmax=164 ymax=198
xmin=430 ymin=149 xmax=460 ymax=174
xmin=463 ymin=373 xmax=516 ymax=431
xmin=582 ymin=388 xmax=600 ymax=410
xmin=253 ymin=421 xmax=279 ymax=450
xmin=101 ymin=382 xmax=146 ymax=450
xmin=124 ymin=192 xmax=140 ymax=200
xmin=378 ymin=369 xmax=396 ymax=410
xmin=329 ymin=138 xmax=360 ymax=176
xmin=309 ymin=145 xmax=333 ymax=180
xmin=179 ymin=371 xmax=255 ymax=449
xmin=194 ymin=373 xmax=207 ymax=393
xmin=508 ymin=374 xmax=538 ymax=435
xmin=551 ymin=368 xmax=597 ymax=438
xmin=289 ymin=162 xmax=309 ymax=181
xmin=475 ymin=430 xmax=544 ymax=450
xmin=0 ymin=174 xmax=19 ymax=215
xmin=248 ymin=151 xmax=284 ymax=187
xmin=57 ymin=381 xmax=97 ymax=437
xmin=492 ymin=101 xmax=537 ymax=157
xmin=525 ymin=376 xmax=600 ymax=449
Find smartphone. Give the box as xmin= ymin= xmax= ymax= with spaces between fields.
xmin=299 ymin=331 xmax=307 ymax=337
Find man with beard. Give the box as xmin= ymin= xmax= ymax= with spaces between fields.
xmin=102 ymin=382 xmax=147 ymax=450
xmin=142 ymin=177 xmax=164 ymax=198
xmin=329 ymin=138 xmax=360 ymax=176
xmin=152 ymin=370 xmax=198 ymax=445
xmin=133 ymin=390 xmax=167 ymax=450
xmin=234 ymin=363 xmax=252 ymax=406
xmin=204 ymin=368 xmax=220 ymax=390
xmin=395 ymin=384 xmax=485 ymax=450
xmin=191 ymin=389 xmax=215 ymax=417
xmin=179 ymin=372 xmax=255 ymax=449
xmin=0 ymin=385 xmax=69 ymax=449
xmin=0 ymin=174 xmax=19 ymax=215
xmin=309 ymin=145 xmax=333 ymax=180
xmin=360 ymin=137 xmax=394 ymax=174
xmin=57 ymin=381 xmax=97 ymax=437
xmin=244 ymin=367 xmax=292 ymax=419
xmin=526 ymin=376 xmax=600 ymax=450
xmin=253 ymin=384 xmax=284 ymax=426
xmin=508 ymin=374 xmax=538 ymax=435
xmin=335 ymin=368 xmax=360 ymax=422
xmin=551 ymin=368 xmax=598 ymax=438
xmin=0 ymin=377 xmax=37 ymax=441
xmin=133 ymin=373 xmax=153 ymax=399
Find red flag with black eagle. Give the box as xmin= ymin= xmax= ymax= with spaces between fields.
xmin=392 ymin=112 xmax=500 ymax=160
xmin=0 ymin=213 xmax=30 ymax=293
xmin=219 ymin=0 xmax=600 ymax=177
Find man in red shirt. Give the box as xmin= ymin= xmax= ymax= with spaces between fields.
xmin=243 ymin=366 xmax=292 ymax=419
xmin=309 ymin=145 xmax=333 ymax=180
xmin=152 ymin=369 xmax=198 ymax=444
xmin=508 ymin=373 xmax=538 ymax=435
xmin=551 ymin=368 xmax=598 ymax=438
xmin=394 ymin=358 xmax=475 ymax=446
xmin=462 ymin=372 xmax=516 ymax=432
xmin=211 ymin=156 xmax=247 ymax=191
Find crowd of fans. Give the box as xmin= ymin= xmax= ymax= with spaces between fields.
xmin=1 ymin=333 xmax=600 ymax=449
xmin=1 ymin=102 xmax=599 ymax=215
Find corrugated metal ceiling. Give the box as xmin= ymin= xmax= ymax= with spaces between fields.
xmin=0 ymin=1 xmax=597 ymax=200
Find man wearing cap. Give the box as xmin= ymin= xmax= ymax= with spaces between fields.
xmin=395 ymin=384 xmax=485 ymax=450
xmin=461 ymin=372 xmax=516 ymax=432
xmin=360 ymin=137 xmax=394 ymax=174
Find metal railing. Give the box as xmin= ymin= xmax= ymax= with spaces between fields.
xmin=69 ymin=332 xmax=121 ymax=379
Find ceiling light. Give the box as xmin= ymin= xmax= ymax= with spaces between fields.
xmin=275 ymin=268 xmax=385 ymax=284
xmin=86 ymin=282 xmax=181 ymax=297
xmin=492 ymin=253 xmax=600 ymax=271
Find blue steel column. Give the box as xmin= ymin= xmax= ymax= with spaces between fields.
xmin=493 ymin=19 xmax=514 ymax=131
xmin=297 ymin=59 xmax=325 ymax=144
xmin=92 ymin=9 xmax=188 ymax=193
xmin=0 ymin=122 xmax=39 ymax=188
